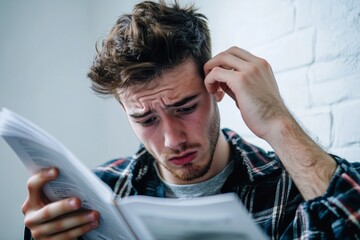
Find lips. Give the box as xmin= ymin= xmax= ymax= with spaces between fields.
xmin=169 ymin=152 xmax=197 ymax=166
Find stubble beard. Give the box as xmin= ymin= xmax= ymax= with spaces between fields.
xmin=151 ymin=104 xmax=221 ymax=182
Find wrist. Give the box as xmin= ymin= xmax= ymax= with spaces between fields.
xmin=262 ymin=112 xmax=301 ymax=147
xmin=264 ymin=114 xmax=337 ymax=200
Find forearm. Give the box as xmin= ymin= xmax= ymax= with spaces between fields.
xmin=203 ymin=47 xmax=338 ymax=200
xmin=265 ymin=115 xmax=337 ymax=200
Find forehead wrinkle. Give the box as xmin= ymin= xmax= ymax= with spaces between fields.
xmin=136 ymin=88 xmax=181 ymax=108
xmin=121 ymin=59 xmax=202 ymax=115
xmin=127 ymin=90 xmax=172 ymax=116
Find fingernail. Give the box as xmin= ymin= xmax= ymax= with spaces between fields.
xmin=46 ymin=168 xmax=56 ymax=177
xmin=69 ymin=198 xmax=78 ymax=208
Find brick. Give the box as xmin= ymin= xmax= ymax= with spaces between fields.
xmin=308 ymin=57 xmax=360 ymax=83
xmin=219 ymin=95 xmax=255 ymax=137
xmin=330 ymin=147 xmax=360 ymax=163
xmin=314 ymin=0 xmax=360 ymax=60
xmin=295 ymin=108 xmax=332 ymax=148
xmin=208 ymin=0 xmax=294 ymax=51
xmin=252 ymin=27 xmax=315 ymax=72
xmin=276 ymin=67 xmax=310 ymax=109
xmin=295 ymin=0 xmax=315 ymax=29
xmin=310 ymin=73 xmax=360 ymax=106
xmin=333 ymin=100 xmax=360 ymax=147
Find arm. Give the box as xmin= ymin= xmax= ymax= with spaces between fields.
xmin=22 ymin=168 xmax=99 ymax=240
xmin=203 ymin=46 xmax=336 ymax=200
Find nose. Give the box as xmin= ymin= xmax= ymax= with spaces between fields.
xmin=162 ymin=116 xmax=187 ymax=150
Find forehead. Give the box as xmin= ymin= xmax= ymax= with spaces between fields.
xmin=119 ymin=60 xmax=204 ymax=113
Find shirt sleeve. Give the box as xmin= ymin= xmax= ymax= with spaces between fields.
xmin=288 ymin=156 xmax=360 ymax=239
xmin=24 ymin=227 xmax=32 ymax=240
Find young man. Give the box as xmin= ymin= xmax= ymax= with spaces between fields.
xmin=22 ymin=1 xmax=360 ymax=239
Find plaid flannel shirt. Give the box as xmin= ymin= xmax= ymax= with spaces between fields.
xmin=24 ymin=128 xmax=360 ymax=239
xmin=94 ymin=128 xmax=360 ymax=239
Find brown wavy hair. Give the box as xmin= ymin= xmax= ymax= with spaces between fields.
xmin=88 ymin=0 xmax=211 ymax=100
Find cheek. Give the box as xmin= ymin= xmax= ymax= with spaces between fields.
xmin=192 ymin=102 xmax=214 ymax=127
xmin=130 ymin=122 xmax=161 ymax=152
xmin=183 ymin=111 xmax=209 ymax=135
xmin=129 ymin=122 xmax=147 ymax=143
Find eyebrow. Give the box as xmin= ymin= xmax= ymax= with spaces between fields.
xmin=164 ymin=94 xmax=198 ymax=108
xmin=129 ymin=94 xmax=198 ymax=119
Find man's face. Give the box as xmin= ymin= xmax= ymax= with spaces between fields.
xmin=119 ymin=59 xmax=221 ymax=184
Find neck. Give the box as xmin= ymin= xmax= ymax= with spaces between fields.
xmin=210 ymin=130 xmax=231 ymax=177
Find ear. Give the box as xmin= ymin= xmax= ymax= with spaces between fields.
xmin=214 ymin=88 xmax=225 ymax=102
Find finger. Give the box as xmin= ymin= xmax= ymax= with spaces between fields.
xmin=204 ymin=67 xmax=236 ymax=93
xmin=25 ymin=197 xmax=82 ymax=227
xmin=204 ymin=47 xmax=263 ymax=75
xmin=27 ymin=168 xmax=58 ymax=201
xmin=204 ymin=50 xmax=247 ymax=75
xmin=204 ymin=67 xmax=239 ymax=100
xmin=22 ymin=168 xmax=58 ymax=214
xmin=31 ymin=210 xmax=99 ymax=239
xmin=45 ymin=222 xmax=99 ymax=240
xmin=227 ymin=47 xmax=271 ymax=73
xmin=219 ymin=82 xmax=236 ymax=102
xmin=226 ymin=46 xmax=259 ymax=62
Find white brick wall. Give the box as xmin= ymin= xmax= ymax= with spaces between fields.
xmin=207 ymin=0 xmax=360 ymax=162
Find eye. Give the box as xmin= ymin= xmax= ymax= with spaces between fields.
xmin=177 ymin=104 xmax=197 ymax=114
xmin=138 ymin=117 xmax=157 ymax=127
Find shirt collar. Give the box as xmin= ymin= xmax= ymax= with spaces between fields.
xmin=130 ymin=128 xmax=282 ymax=196
xmin=222 ymin=128 xmax=282 ymax=183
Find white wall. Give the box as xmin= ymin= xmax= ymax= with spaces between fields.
xmin=0 ymin=0 xmax=359 ymax=238
xmin=0 ymin=0 xmax=140 ymax=238
xmin=204 ymin=0 xmax=360 ymax=162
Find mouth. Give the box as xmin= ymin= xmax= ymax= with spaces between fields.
xmin=169 ymin=151 xmax=197 ymax=166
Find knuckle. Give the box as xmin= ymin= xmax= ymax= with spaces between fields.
xmin=61 ymin=230 xmax=78 ymax=240
xmin=21 ymin=198 xmax=30 ymax=215
xmin=40 ymin=207 xmax=51 ymax=220
xmin=54 ymin=220 xmax=64 ymax=232
xmin=24 ymin=216 xmax=32 ymax=228
xmin=26 ymin=177 xmax=37 ymax=192
xmin=228 ymin=46 xmax=239 ymax=52
xmin=234 ymin=71 xmax=244 ymax=79
xmin=258 ymin=57 xmax=270 ymax=68
xmin=211 ymin=66 xmax=223 ymax=74
xmin=234 ymin=71 xmax=246 ymax=83
xmin=27 ymin=174 xmax=44 ymax=192
xmin=31 ymin=228 xmax=41 ymax=239
xmin=247 ymin=64 xmax=260 ymax=75
xmin=27 ymin=168 xmax=57 ymax=192
xmin=22 ymin=197 xmax=46 ymax=216
xmin=217 ymin=51 xmax=229 ymax=59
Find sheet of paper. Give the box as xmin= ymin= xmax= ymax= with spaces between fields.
xmin=0 ymin=108 xmax=135 ymax=240
xmin=118 ymin=193 xmax=269 ymax=240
